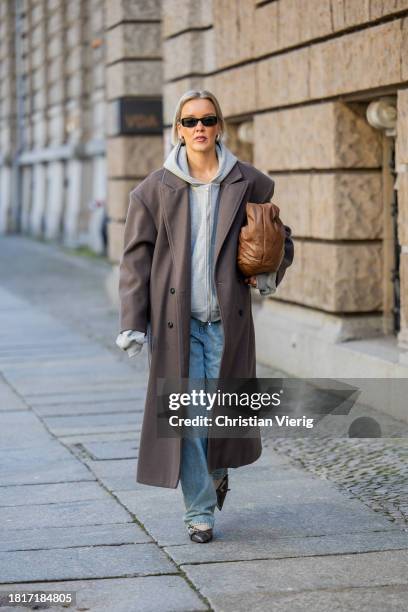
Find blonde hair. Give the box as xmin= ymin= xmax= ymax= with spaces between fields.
xmin=170 ymin=89 xmax=226 ymax=146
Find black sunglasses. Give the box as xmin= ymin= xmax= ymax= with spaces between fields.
xmin=180 ymin=115 xmax=218 ymax=128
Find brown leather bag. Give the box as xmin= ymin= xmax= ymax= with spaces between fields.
xmin=237 ymin=201 xmax=286 ymax=277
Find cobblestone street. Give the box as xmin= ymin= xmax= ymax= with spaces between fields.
xmin=0 ymin=235 xmax=407 ymax=611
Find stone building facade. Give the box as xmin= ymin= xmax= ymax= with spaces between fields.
xmin=1 ymin=0 xmax=408 ymax=392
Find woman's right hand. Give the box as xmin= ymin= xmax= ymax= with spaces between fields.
xmin=115 ymin=330 xmax=146 ymax=357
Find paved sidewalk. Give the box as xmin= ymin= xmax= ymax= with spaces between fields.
xmin=0 ymin=235 xmax=407 ymax=612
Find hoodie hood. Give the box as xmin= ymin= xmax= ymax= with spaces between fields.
xmin=163 ymin=139 xmax=238 ymax=186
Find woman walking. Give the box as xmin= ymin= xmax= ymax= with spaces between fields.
xmin=116 ymin=90 xmax=294 ymax=543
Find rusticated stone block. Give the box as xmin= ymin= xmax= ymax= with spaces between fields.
xmin=47 ymin=0 xmax=63 ymax=11
xmin=253 ymin=1 xmax=279 ymax=57
xmin=66 ymin=24 xmax=82 ymax=49
xmin=65 ymin=47 xmax=82 ymax=75
xmin=30 ymin=46 xmax=46 ymax=70
xmin=48 ymin=81 xmax=65 ymax=106
xmin=254 ymin=102 xmax=382 ymax=171
xmin=107 ymin=23 xmax=161 ymax=64
xmin=274 ymin=171 xmax=383 ymax=240
xmin=48 ymin=105 xmax=65 ymax=144
xmin=397 ymin=170 xmax=408 ymax=246
xmin=48 ymin=32 xmax=64 ymax=56
xmin=47 ymin=9 xmax=63 ymax=35
xmin=310 ymin=20 xmax=402 ymax=98
xmin=396 ymin=90 xmax=408 ymax=165
xmin=253 ymin=0 xmax=405 ymax=59
xmin=208 ymin=63 xmax=256 ymax=117
xmin=213 ymin=0 xmax=255 ymax=68
xmin=399 ymin=251 xmax=408 ymax=344
xmin=66 ymin=0 xmax=81 ymax=23
xmin=107 ymin=219 xmax=125 ymax=263
xmin=47 ymin=56 xmax=64 ymax=84
xmin=31 ymin=22 xmax=44 ymax=47
xmin=256 ymin=47 xmax=309 ymax=109
xmin=277 ymin=0 xmax=332 ymax=47
xmin=164 ymin=28 xmax=215 ymax=81
xmin=107 ymin=179 xmax=142 ymax=221
xmin=106 ymin=0 xmax=161 ymax=28
xmin=162 ymin=0 xmax=213 ymax=39
xmin=402 ymin=20 xmax=408 ymax=86
xmin=31 ymin=3 xmax=44 ymax=25
xmin=107 ymin=137 xmax=163 ymax=177
xmin=331 ymin=0 xmax=370 ymax=29
xmin=274 ymin=241 xmax=383 ymax=313
xmin=65 ymin=74 xmax=81 ymax=100
xmin=370 ymin=0 xmax=408 ymax=20
xmin=163 ymin=77 xmax=210 ymax=125
xmin=106 ymin=61 xmax=162 ymax=100
xmin=89 ymin=3 xmax=104 ymax=32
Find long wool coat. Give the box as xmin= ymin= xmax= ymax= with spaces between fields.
xmin=119 ymin=159 xmax=294 ymax=488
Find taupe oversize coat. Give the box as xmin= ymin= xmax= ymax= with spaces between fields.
xmin=118 ymin=159 xmax=294 ymax=488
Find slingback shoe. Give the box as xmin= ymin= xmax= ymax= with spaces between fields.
xmin=188 ymin=524 xmax=213 ymax=543
xmin=216 ymin=474 xmax=230 ymax=511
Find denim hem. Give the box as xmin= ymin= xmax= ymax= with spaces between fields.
xmin=187 ymin=520 xmax=214 ymax=531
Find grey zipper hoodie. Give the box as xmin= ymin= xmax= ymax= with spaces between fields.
xmin=163 ymin=139 xmax=239 ymax=323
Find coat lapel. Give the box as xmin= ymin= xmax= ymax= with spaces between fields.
xmin=160 ymin=172 xmax=191 ymax=290
xmin=213 ymin=163 xmax=249 ymax=268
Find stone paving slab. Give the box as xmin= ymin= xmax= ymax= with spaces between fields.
xmin=78 ymin=439 xmax=139 ymax=460
xmin=0 ymin=412 xmax=55 ymax=451
xmin=42 ymin=412 xmax=143 ymax=437
xmin=84 ymin=459 xmax=140 ymax=491
xmin=0 ymin=543 xmax=176 ymax=583
xmin=49 ymin=424 xmax=142 ymax=437
xmin=0 ymin=444 xmax=94 ymax=486
xmin=33 ymin=398 xmax=144 ymax=417
xmin=0 ymin=498 xmax=132 ymax=530
xmin=0 ymin=345 xmax=104 ymax=365
xmin=0 ymin=481 xmax=107 ymax=507
xmin=0 ymin=523 xmax=152 ymax=552
xmin=0 ymin=575 xmax=209 ymax=612
xmin=61 ymin=432 xmax=140 ymax=444
xmin=165 ymin=529 xmax=408 ymax=564
xmin=114 ymin=461 xmax=400 ymax=547
xmin=182 ymin=549 xmax=408 ymax=612
xmin=4 ymin=378 xmax=142 ymax=397
xmin=25 ymin=388 xmax=145 ymax=406
xmin=190 ymin=583 xmax=408 ymax=612
xmin=1 ymin=354 xmax=126 ymax=373
xmin=0 ymin=378 xmax=27 ymax=412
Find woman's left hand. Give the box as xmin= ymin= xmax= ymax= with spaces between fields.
xmin=244 ymin=276 xmax=257 ymax=288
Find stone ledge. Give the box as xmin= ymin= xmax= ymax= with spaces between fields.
xmin=253 ymin=299 xmax=408 ymax=423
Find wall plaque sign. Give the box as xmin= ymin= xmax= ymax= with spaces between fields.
xmin=116 ymin=97 xmax=163 ymax=135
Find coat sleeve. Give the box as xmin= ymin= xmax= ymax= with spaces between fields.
xmin=262 ymin=181 xmax=294 ymax=288
xmin=118 ymin=190 xmax=157 ymax=334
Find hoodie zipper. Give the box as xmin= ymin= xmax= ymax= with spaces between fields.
xmin=206 ymin=184 xmax=212 ymax=325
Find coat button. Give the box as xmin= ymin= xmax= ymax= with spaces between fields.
xmin=238 ymin=309 xmax=243 ymax=316
xmin=168 ymin=321 xmax=174 ymax=328
xmin=170 ymin=288 xmax=175 ymax=294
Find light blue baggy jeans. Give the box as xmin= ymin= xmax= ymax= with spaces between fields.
xmin=179 ymin=317 xmax=228 ymax=529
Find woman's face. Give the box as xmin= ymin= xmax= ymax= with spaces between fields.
xmin=176 ymin=98 xmax=221 ymax=153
